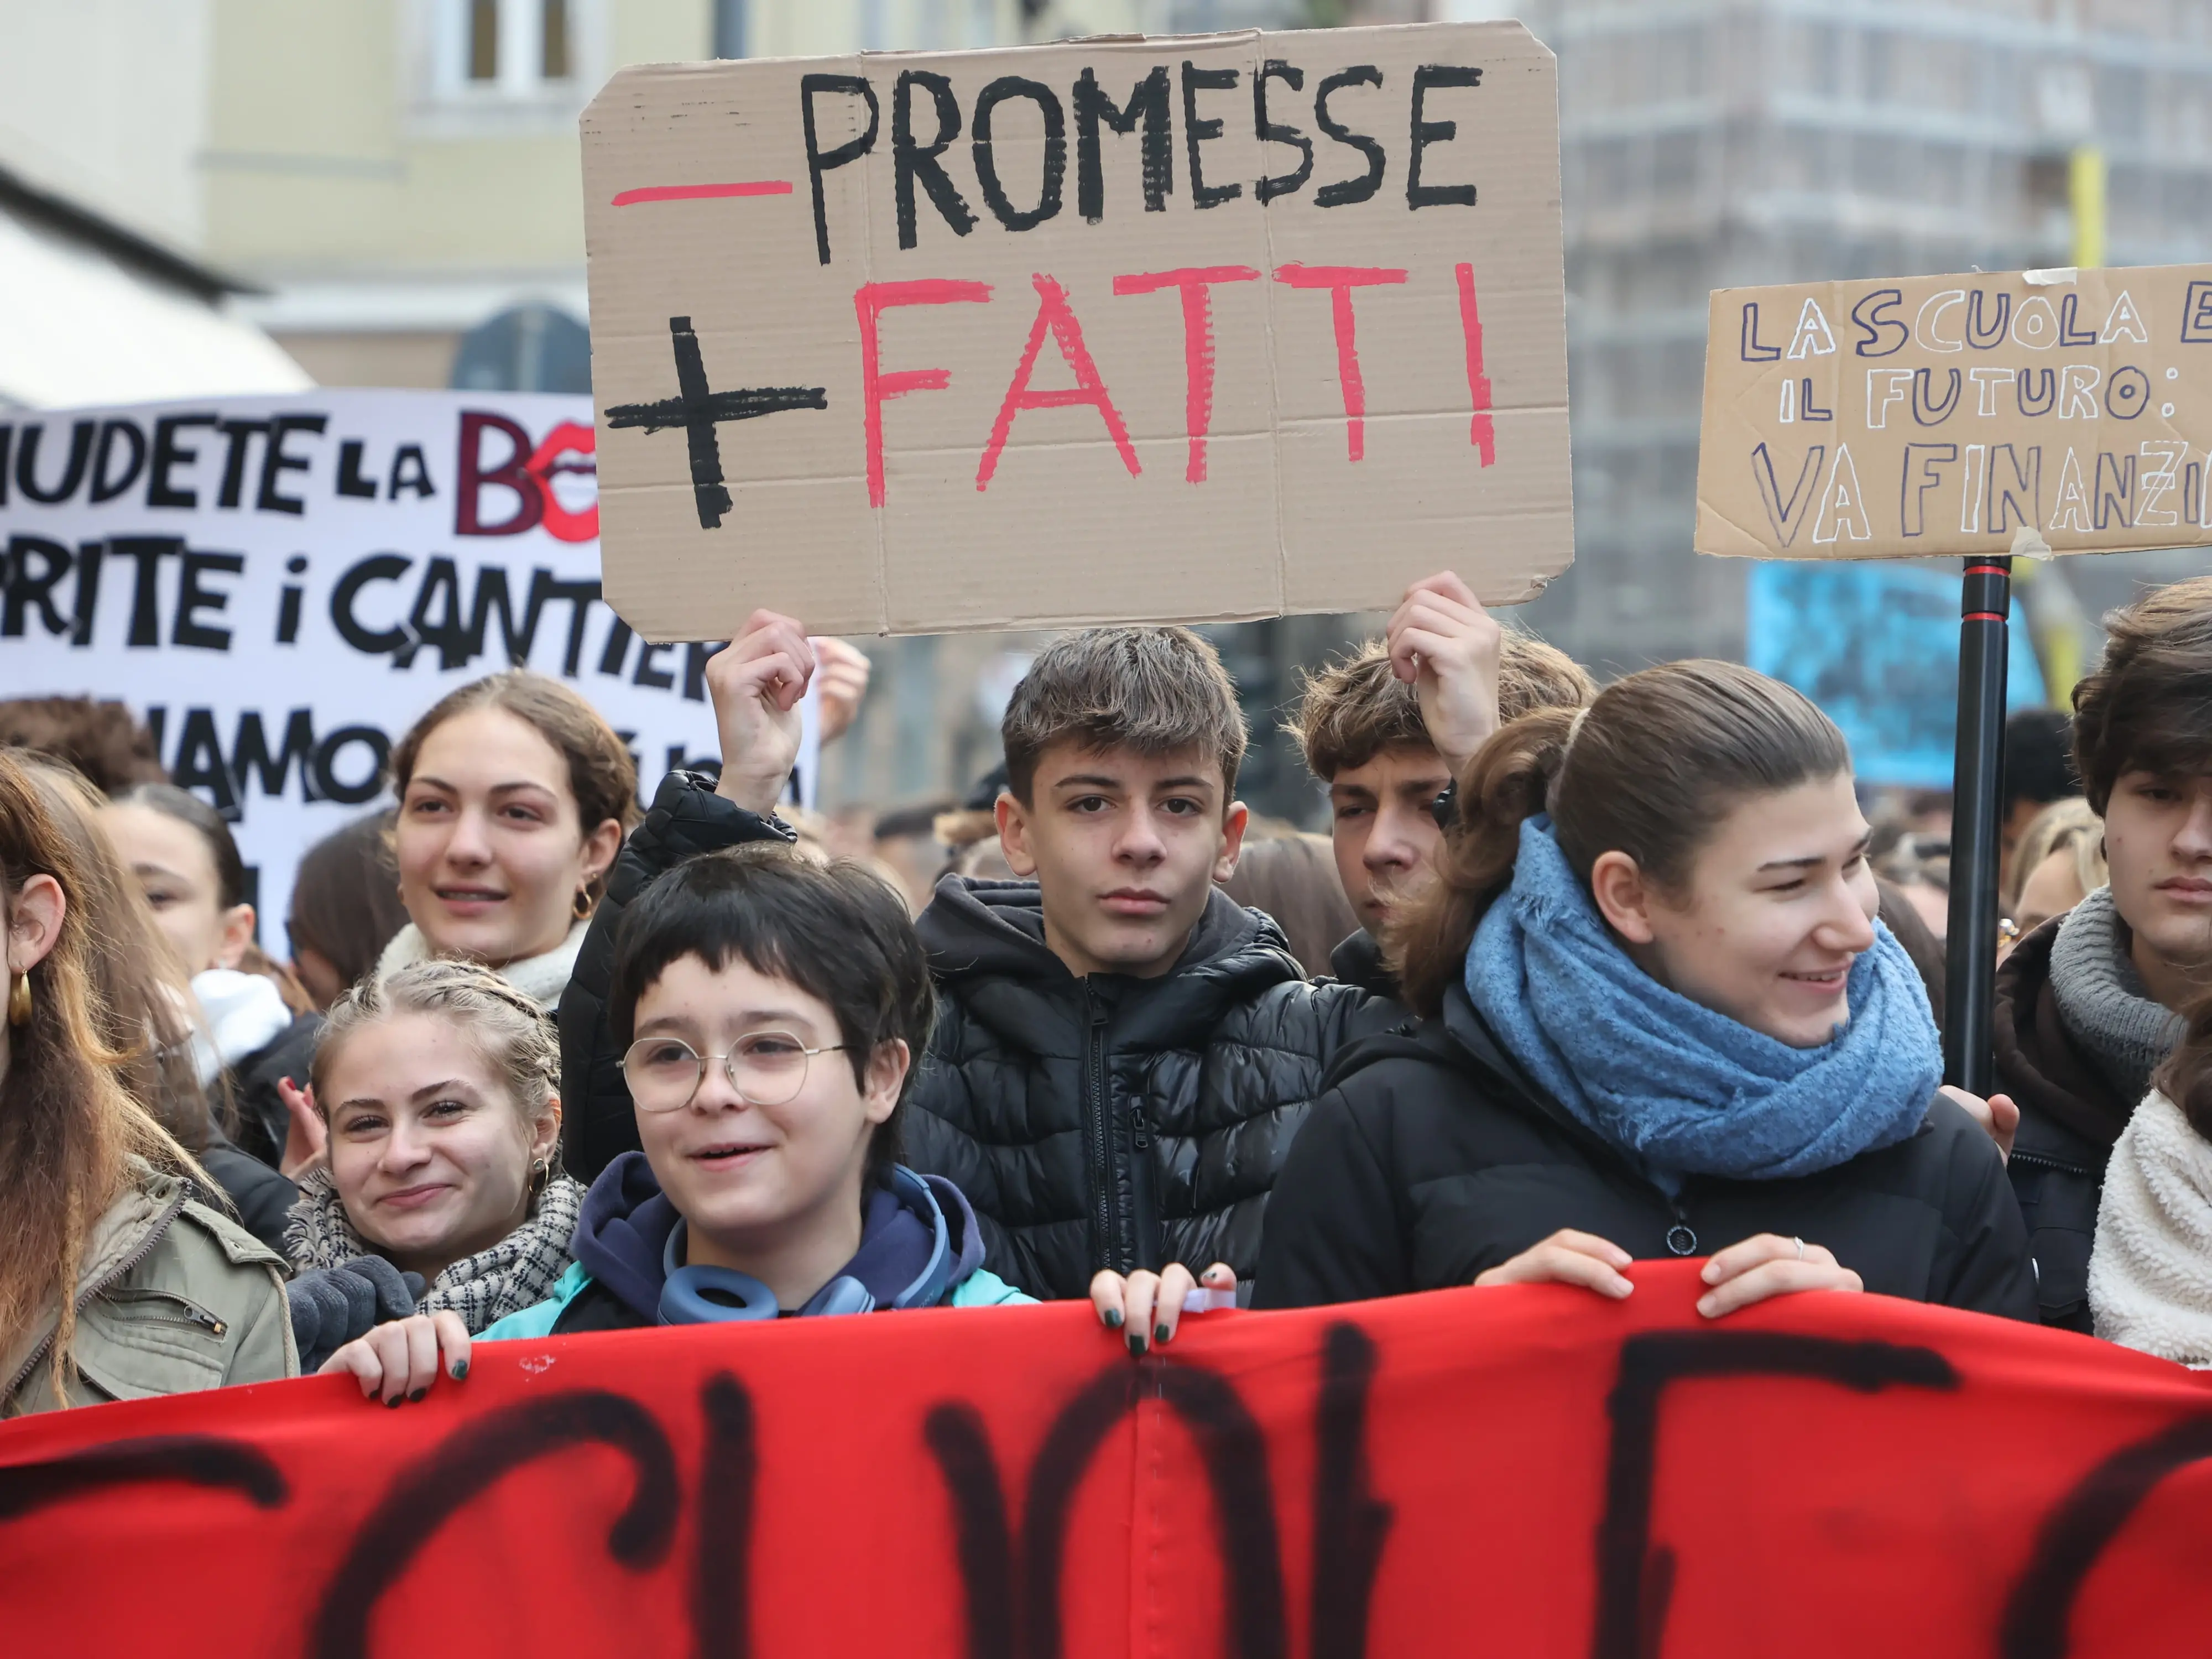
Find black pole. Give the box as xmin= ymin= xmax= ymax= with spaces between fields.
xmin=1943 ymin=556 xmax=2013 ymax=1093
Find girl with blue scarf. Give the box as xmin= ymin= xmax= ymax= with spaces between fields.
xmin=1256 ymin=661 xmax=2034 ymax=1321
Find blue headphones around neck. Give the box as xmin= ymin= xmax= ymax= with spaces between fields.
xmin=655 ymin=1168 xmax=954 ymax=1324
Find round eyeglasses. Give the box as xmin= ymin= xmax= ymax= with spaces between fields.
xmin=621 ymin=1032 xmax=846 ymax=1112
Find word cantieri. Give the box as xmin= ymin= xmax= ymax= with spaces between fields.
xmin=1740 ymin=283 xmax=2212 ymax=546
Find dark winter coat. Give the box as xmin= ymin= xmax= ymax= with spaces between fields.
xmin=908 ymin=878 xmax=1404 ymax=1300
xmin=1992 ymin=916 xmax=2139 ymax=1333
xmin=225 ymin=1011 xmax=322 ymax=1170
xmin=1327 ymin=928 xmax=1400 ymax=1001
xmin=561 ymin=770 xmax=797 ymax=1182
xmin=556 ymin=772 xmax=1402 ymax=1301
xmin=1255 ymin=980 xmax=2038 ymax=1320
xmin=198 ymin=1131 xmax=297 ymax=1255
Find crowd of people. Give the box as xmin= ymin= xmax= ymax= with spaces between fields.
xmin=3 ymin=567 xmax=2211 ymax=1419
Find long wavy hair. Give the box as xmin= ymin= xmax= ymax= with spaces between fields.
xmin=0 ymin=750 xmax=196 ymax=1402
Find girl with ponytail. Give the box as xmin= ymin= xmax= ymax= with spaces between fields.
xmin=1255 ymin=662 xmax=2034 ymax=1319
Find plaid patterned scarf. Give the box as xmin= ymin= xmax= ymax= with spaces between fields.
xmin=284 ymin=1167 xmax=583 ymax=1334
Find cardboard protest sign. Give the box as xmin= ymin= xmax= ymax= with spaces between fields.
xmin=5 ymin=1264 xmax=2211 ymax=1658
xmin=581 ymin=24 xmax=1571 ymax=639
xmin=1698 ymin=263 xmax=2212 ymax=561
xmin=1746 ymin=562 xmax=2047 ymax=787
xmin=0 ymin=393 xmax=728 ymax=933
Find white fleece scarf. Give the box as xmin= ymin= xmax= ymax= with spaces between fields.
xmin=2090 ymin=1088 xmax=2212 ymax=1369
xmin=375 ymin=918 xmax=588 ymax=1012
xmin=187 ymin=968 xmax=295 ymax=1086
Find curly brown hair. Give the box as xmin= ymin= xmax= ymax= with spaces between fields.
xmin=1286 ymin=632 xmax=1596 ymax=782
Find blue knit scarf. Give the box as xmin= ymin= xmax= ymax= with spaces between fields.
xmin=1463 ymin=818 xmax=1940 ymax=1191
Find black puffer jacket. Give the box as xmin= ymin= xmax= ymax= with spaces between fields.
xmin=1326 ymin=928 xmax=1400 ymax=1001
xmin=561 ymin=770 xmax=796 ymax=1182
xmin=1992 ymin=916 xmax=2138 ymax=1333
xmin=1256 ymin=980 xmax=2037 ymax=1320
xmin=909 ymin=878 xmax=1402 ymax=1300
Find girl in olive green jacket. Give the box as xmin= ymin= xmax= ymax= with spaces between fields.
xmin=0 ymin=751 xmax=296 ymax=1417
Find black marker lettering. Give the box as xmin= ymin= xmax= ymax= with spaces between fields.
xmin=973 ymin=76 xmax=1066 ymax=232
xmin=1074 ymin=66 xmax=1172 ymax=221
xmin=1314 ymin=67 xmax=1385 ymax=207
xmin=1255 ymin=60 xmax=1312 ymax=204
xmin=801 ymin=72 xmax=880 ymax=266
xmin=1182 ymin=61 xmax=1244 ymax=208
xmin=1407 ymin=65 xmax=1480 ymax=208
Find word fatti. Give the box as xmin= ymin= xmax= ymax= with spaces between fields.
xmin=607 ymin=260 xmax=1496 ymax=524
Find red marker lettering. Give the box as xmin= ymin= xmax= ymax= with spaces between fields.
xmin=854 ymin=279 xmax=992 ymax=508
xmin=1271 ymin=263 xmax=1408 ymax=462
xmin=978 ymin=274 xmax=1140 ymax=492
xmin=1112 ymin=265 xmax=1261 ymax=484
xmin=1456 ymin=262 xmax=1495 ymax=467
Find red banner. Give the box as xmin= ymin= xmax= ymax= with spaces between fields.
xmin=3 ymin=1261 xmax=2209 ymax=1658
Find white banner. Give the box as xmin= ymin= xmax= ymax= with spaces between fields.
xmin=0 ymin=390 xmax=735 ymax=947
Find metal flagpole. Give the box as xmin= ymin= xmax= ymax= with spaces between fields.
xmin=1943 ymin=556 xmax=2013 ymax=1093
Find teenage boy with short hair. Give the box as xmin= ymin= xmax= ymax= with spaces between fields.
xmin=1288 ymin=575 xmax=1594 ymax=998
xmin=559 ymin=582 xmax=1499 ymax=1306
xmin=1995 ymin=575 xmax=2212 ymax=1331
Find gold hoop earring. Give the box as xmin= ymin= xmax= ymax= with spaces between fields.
xmin=572 ymin=888 xmax=593 ymax=921
xmin=7 ymin=972 xmax=29 ymax=1029
xmin=530 ymin=1156 xmax=551 ymax=1197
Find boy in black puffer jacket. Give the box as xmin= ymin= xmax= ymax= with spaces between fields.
xmin=562 ymin=607 xmax=1499 ymax=1301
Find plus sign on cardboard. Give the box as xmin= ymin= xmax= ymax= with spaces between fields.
xmin=581 ymin=23 xmax=1572 ymax=639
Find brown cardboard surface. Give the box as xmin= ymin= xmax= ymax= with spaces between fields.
xmin=1697 ymin=264 xmax=2212 ymax=561
xmin=582 ymin=23 xmax=1570 ymax=639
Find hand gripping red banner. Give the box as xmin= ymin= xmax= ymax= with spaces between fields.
xmin=3 ymin=1261 xmax=2209 ymax=1659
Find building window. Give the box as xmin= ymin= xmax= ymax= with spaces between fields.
xmin=542 ymin=0 xmax=570 ymax=79
xmin=468 ymin=0 xmax=498 ymax=78
xmin=413 ymin=0 xmax=599 ymax=128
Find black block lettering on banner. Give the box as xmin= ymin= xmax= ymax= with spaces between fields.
xmin=2000 ymin=1413 xmax=2212 ymax=1659
xmin=17 ymin=421 xmax=94 ymax=505
xmin=148 ymin=414 xmax=217 ymax=509
xmin=1591 ymin=1332 xmax=1959 ymax=1659
xmin=310 ymin=1392 xmax=681 ymax=1659
xmin=2 ymin=535 xmax=72 ymax=637
xmin=216 ymin=419 xmax=268 ymax=509
xmin=233 ymin=709 xmax=322 ymax=802
xmin=0 ymin=1433 xmax=288 ymax=1523
xmin=388 ymin=444 xmax=435 ymax=499
xmin=694 ymin=1375 xmax=759 ymax=1659
xmin=312 ymin=726 xmax=391 ymax=806
xmin=1311 ymin=1324 xmax=1392 ymax=1659
xmin=90 ymin=419 xmax=147 ymax=504
xmin=336 ymin=439 xmax=379 ymax=499
xmin=111 ymin=536 xmax=181 ymax=647
xmin=174 ymin=551 xmax=243 ymax=650
xmin=260 ymin=414 xmax=326 ymax=514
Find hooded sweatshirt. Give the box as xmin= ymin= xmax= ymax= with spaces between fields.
xmin=479 ymin=1153 xmax=1028 ymax=1338
xmin=904 ymin=877 xmax=1401 ymax=1301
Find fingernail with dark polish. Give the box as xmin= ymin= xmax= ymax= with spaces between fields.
xmin=385 ymin=1395 xmax=403 ymax=1408
xmin=451 ymin=1360 xmax=469 ymax=1380
xmin=1103 ymin=1307 xmax=1123 ymax=1329
xmin=1155 ymin=1323 xmax=1172 ymax=1344
xmin=1128 ymin=1332 xmax=1147 ymax=1357
xmin=409 ymin=1388 xmax=426 ymax=1404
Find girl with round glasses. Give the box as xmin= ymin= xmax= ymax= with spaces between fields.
xmin=319 ymin=846 xmax=1035 ymax=1402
